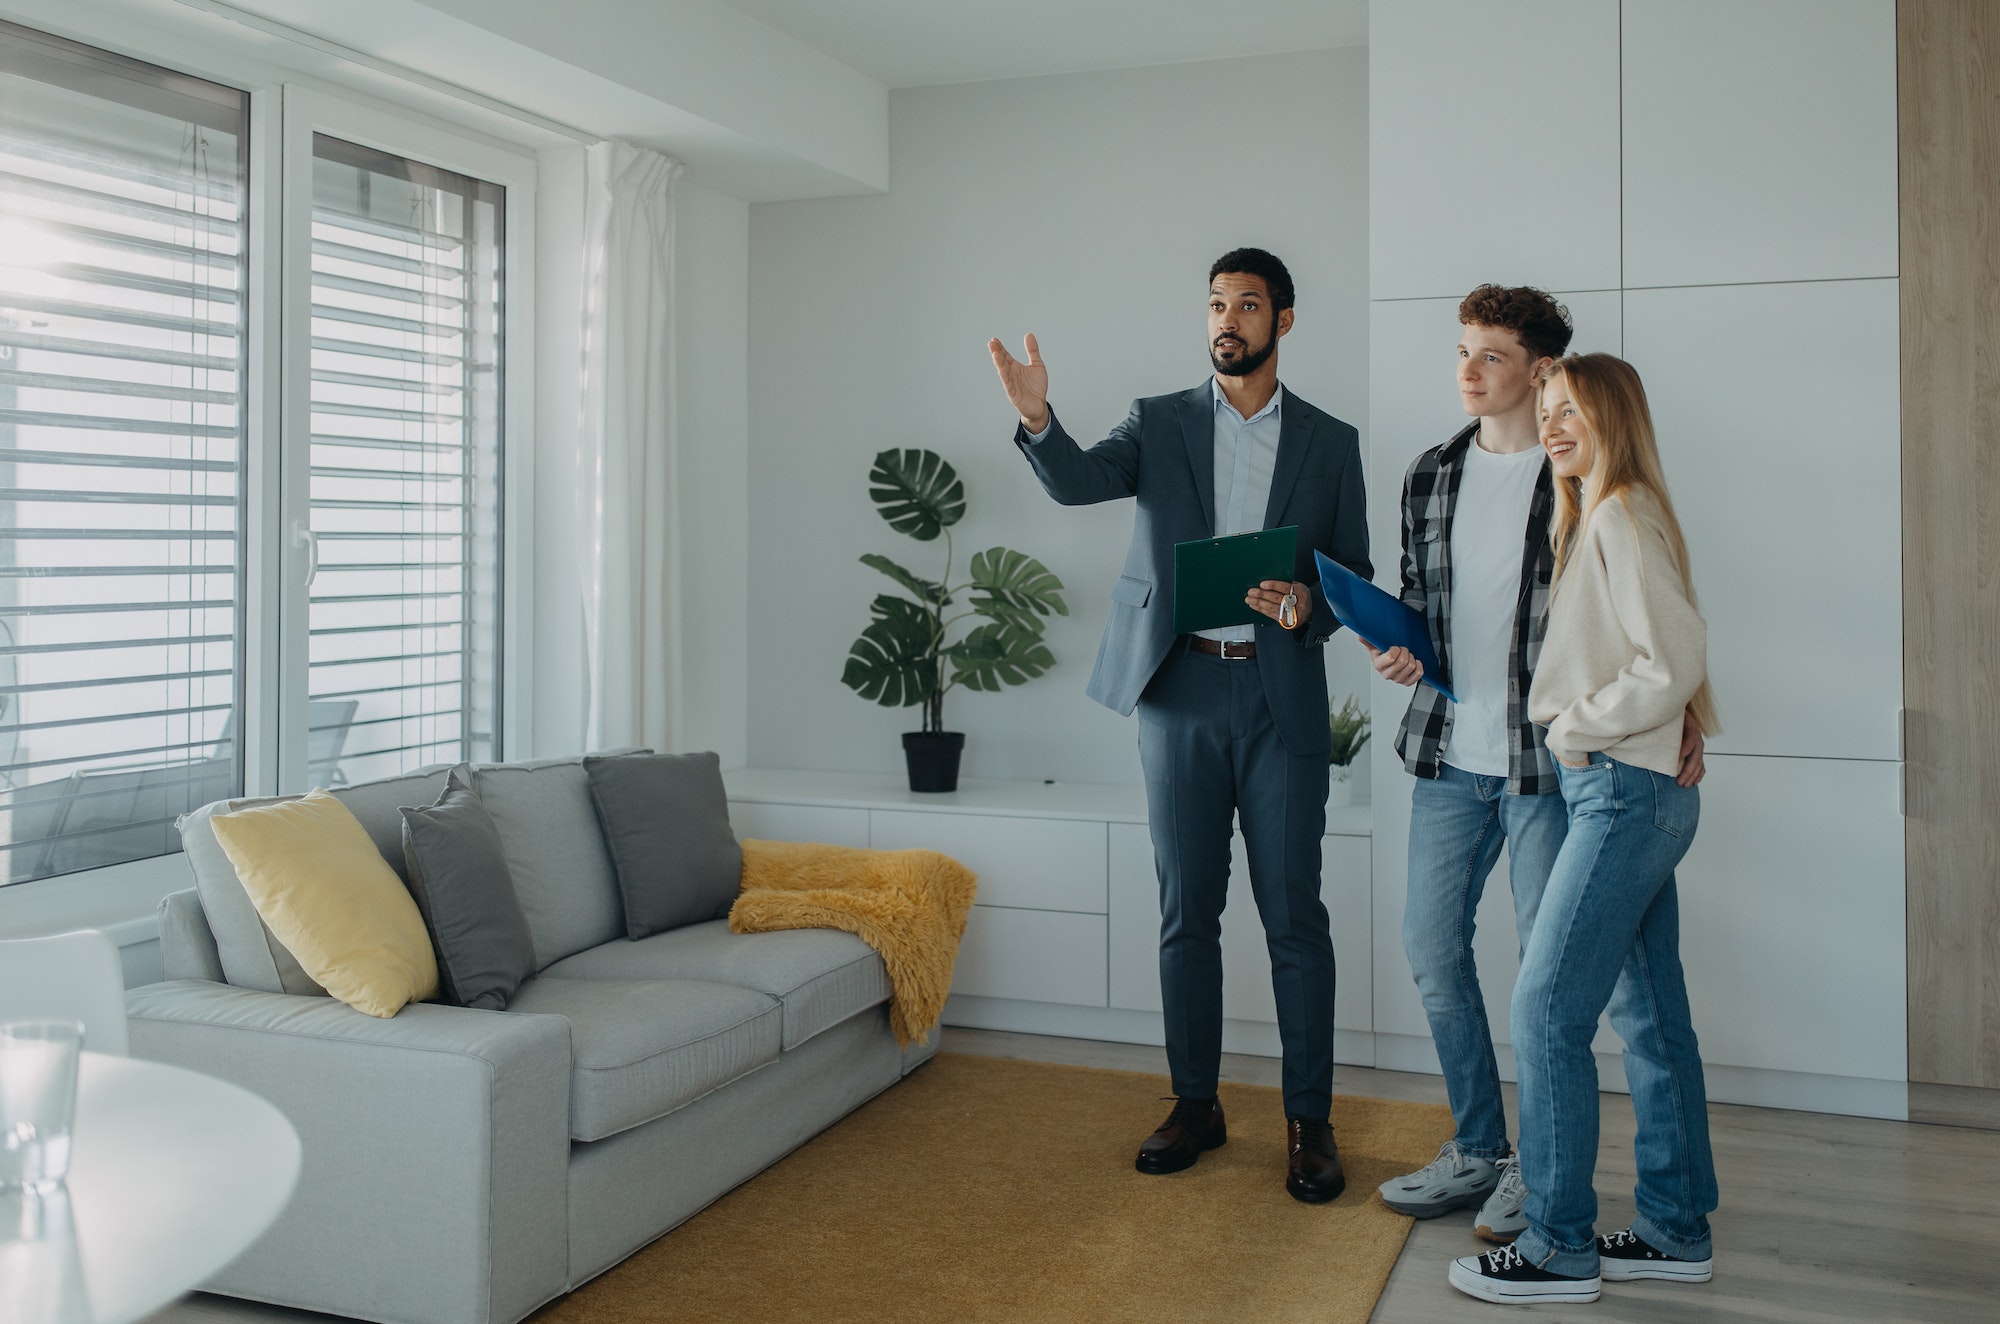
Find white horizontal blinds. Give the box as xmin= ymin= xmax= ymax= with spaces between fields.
xmin=0 ymin=22 xmax=247 ymax=884
xmin=308 ymin=135 xmax=502 ymax=786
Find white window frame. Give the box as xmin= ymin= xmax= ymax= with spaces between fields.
xmin=276 ymin=85 xmax=536 ymax=793
xmin=0 ymin=2 xmax=549 ymax=923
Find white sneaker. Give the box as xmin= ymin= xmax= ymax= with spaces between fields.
xmin=1448 ymin=1245 xmax=1602 ymax=1305
xmin=1377 ymin=1140 xmax=1500 ymax=1218
xmin=1475 ymin=1155 xmax=1530 ymax=1244
xmin=1596 ymin=1227 xmax=1714 ymax=1282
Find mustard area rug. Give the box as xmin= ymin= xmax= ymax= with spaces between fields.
xmin=533 ymin=1052 xmax=1454 ymax=1324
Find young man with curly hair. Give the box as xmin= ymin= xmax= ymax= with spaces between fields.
xmin=1368 ymin=286 xmax=1708 ymax=1241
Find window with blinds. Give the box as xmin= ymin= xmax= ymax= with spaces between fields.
xmin=0 ymin=23 xmax=247 ymax=884
xmin=307 ymin=135 xmax=502 ymax=787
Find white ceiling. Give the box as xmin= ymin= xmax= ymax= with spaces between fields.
xmin=713 ymin=0 xmax=1369 ymax=89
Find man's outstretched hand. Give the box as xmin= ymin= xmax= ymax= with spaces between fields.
xmin=988 ymin=333 xmax=1050 ymax=434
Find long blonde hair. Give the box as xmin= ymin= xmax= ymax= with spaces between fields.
xmin=1542 ymin=352 xmax=1720 ymax=735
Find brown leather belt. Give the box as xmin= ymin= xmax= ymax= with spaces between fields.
xmin=1188 ymin=636 xmax=1256 ymax=659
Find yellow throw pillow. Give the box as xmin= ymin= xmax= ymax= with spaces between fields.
xmin=209 ymin=790 xmax=439 ymax=1018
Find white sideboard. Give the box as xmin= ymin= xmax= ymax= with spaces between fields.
xmin=726 ymin=765 xmax=1908 ymax=1120
xmin=725 ymin=768 xmax=1377 ymax=1066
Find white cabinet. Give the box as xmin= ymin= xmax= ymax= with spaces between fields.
xmin=869 ymin=810 xmax=1113 ymax=1007
xmin=727 ymin=801 xmax=869 ymax=849
xmin=1369 ymin=0 xmax=1621 ymax=300
xmin=1623 ymin=279 xmax=1903 ymax=760
xmin=1620 ymin=0 xmax=1898 ymax=288
xmin=868 ymin=810 xmax=1107 ymax=914
xmin=1672 ymin=755 xmax=1904 ymax=1082
xmin=951 ymin=907 xmax=1108 ymax=1007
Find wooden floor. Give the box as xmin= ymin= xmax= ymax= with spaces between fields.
xmin=152 ymin=1027 xmax=2000 ymax=1324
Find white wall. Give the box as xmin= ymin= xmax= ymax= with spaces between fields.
xmin=1367 ymin=0 xmax=1905 ymax=1113
xmin=747 ymin=46 xmax=1374 ymax=786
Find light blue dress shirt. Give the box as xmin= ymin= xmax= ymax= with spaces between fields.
xmin=1024 ymin=377 xmax=1285 ymax=643
xmin=1200 ymin=378 xmax=1283 ymax=643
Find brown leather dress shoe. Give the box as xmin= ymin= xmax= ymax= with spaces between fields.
xmin=1286 ymin=1116 xmax=1346 ymax=1203
xmin=1135 ymin=1097 xmax=1227 ymax=1174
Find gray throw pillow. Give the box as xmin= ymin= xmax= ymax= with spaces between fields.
xmin=400 ymin=766 xmax=537 ymax=1010
xmin=583 ymin=751 xmax=742 ymax=940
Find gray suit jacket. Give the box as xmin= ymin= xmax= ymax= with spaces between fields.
xmin=1017 ymin=381 xmax=1371 ymax=756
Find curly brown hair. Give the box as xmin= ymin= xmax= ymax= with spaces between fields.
xmin=1457 ymin=284 xmax=1573 ymax=362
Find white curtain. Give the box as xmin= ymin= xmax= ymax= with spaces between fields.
xmin=577 ymin=142 xmax=685 ymax=752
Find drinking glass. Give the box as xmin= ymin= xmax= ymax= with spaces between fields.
xmin=0 ymin=1021 xmax=84 ymax=1192
xmin=0 ymin=1183 xmax=90 ymax=1324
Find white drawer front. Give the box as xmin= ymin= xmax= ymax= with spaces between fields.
xmin=869 ymin=810 xmax=1107 ymax=913
xmin=727 ymin=802 xmax=870 ymax=849
xmin=951 ymin=906 xmax=1107 ymax=1006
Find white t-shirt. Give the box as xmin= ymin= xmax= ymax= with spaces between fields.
xmin=1441 ymin=433 xmax=1545 ymax=778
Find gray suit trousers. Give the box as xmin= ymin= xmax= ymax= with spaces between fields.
xmin=1137 ymin=641 xmax=1335 ymax=1118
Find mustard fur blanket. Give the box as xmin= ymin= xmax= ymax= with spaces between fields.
xmin=730 ymin=840 xmax=977 ymax=1048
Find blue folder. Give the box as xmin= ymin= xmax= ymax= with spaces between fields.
xmin=1313 ymin=549 xmax=1457 ymax=704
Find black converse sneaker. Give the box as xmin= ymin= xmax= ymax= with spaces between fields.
xmin=1448 ymin=1245 xmax=1602 ymax=1304
xmin=1596 ymin=1227 xmax=1714 ymax=1282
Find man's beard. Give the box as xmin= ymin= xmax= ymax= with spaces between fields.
xmin=1210 ymin=331 xmax=1275 ymax=377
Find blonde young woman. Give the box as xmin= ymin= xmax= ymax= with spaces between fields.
xmin=1448 ymin=353 xmax=1720 ymax=1306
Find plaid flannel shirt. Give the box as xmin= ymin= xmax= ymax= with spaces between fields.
xmin=1392 ymin=422 xmax=1560 ymax=795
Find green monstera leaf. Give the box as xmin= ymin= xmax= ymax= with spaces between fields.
xmin=868 ymin=448 xmax=966 ymax=542
xmin=841 ymin=598 xmax=938 ymax=707
xmin=970 ymin=596 xmax=1046 ymax=635
xmin=967 ymin=547 xmax=1068 ymax=619
xmin=859 ymin=553 xmax=946 ymax=606
xmin=946 ymin=621 xmax=1056 ymax=693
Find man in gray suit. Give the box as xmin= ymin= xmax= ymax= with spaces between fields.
xmin=987 ymin=248 xmax=1370 ymax=1202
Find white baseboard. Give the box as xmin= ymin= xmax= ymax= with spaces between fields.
xmin=1372 ymin=1031 xmax=1908 ymax=1121
xmin=944 ymin=999 xmax=1909 ymax=1122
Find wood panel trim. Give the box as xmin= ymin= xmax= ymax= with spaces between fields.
xmin=1900 ymin=0 xmax=2000 ymax=1090
xmin=1909 ymin=1083 xmax=2000 ymax=1132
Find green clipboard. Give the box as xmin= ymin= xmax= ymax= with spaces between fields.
xmin=1172 ymin=525 xmax=1298 ymax=634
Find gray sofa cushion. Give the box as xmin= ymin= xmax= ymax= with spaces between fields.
xmin=582 ymin=751 xmax=742 ymax=940
xmin=400 ymin=768 xmax=537 ymax=1011
xmin=472 ymin=758 xmax=629 ymax=970
xmin=180 ymin=796 xmax=327 ymax=996
xmin=179 ymin=769 xmax=452 ymax=996
xmin=157 ymin=888 xmax=225 ymax=984
xmin=540 ymin=921 xmax=889 ymax=1051
xmin=503 ymin=977 xmax=781 ymax=1141
xmin=331 ymin=768 xmax=452 ymax=885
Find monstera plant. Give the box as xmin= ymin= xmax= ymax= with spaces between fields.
xmin=841 ymin=448 xmax=1068 ymax=791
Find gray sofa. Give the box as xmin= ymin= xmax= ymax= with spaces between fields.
xmin=126 ymin=754 xmax=937 ymax=1324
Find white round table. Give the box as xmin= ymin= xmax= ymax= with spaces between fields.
xmin=2 ymin=1051 xmax=301 ymax=1324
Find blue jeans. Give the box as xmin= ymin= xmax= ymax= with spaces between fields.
xmin=1512 ymin=754 xmax=1718 ymax=1277
xmin=1405 ymin=764 xmax=1569 ymax=1157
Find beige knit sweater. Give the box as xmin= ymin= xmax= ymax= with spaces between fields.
xmin=1528 ymin=489 xmax=1708 ymax=777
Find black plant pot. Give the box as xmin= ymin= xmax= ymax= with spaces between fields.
xmin=902 ymin=731 xmax=966 ymax=793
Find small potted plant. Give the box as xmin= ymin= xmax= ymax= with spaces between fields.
xmin=840 ymin=448 xmax=1068 ymax=792
xmin=1327 ymin=694 xmax=1370 ymax=808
